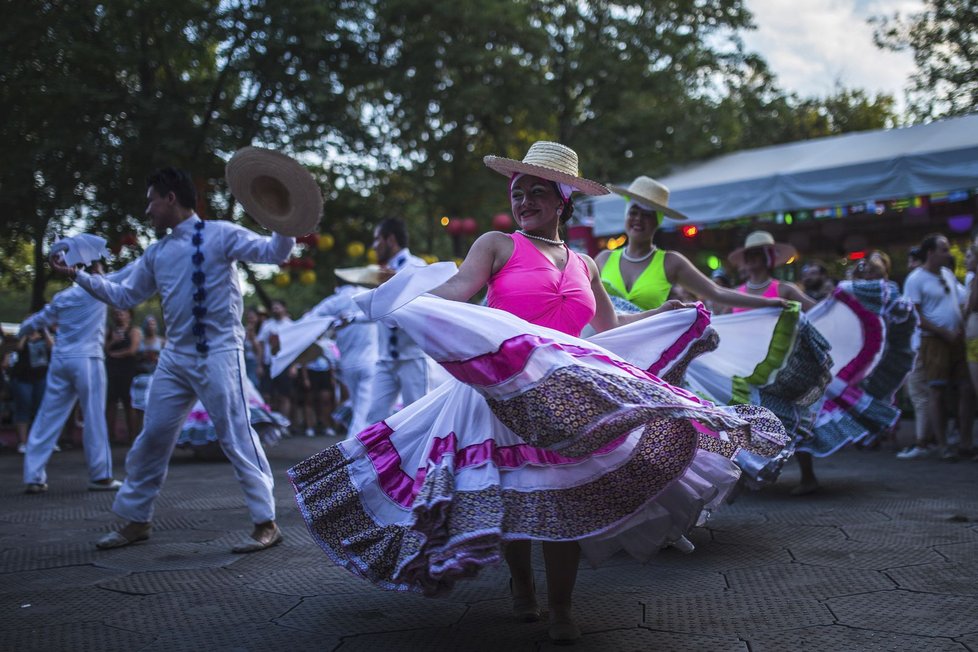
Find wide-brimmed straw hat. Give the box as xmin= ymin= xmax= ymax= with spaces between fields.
xmin=226 ymin=147 xmax=323 ymax=237
xmin=728 ymin=230 xmax=798 ymax=268
xmin=483 ymin=141 xmax=609 ymax=196
xmin=334 ymin=265 xmax=393 ymax=288
xmin=608 ymin=176 xmax=687 ymax=221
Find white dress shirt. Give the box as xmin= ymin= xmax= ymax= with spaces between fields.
xmin=75 ymin=215 xmax=294 ymax=356
xmin=311 ymin=285 xmax=378 ymax=370
xmin=377 ymin=248 xmax=427 ymax=361
xmin=19 ymin=267 xmax=133 ymax=359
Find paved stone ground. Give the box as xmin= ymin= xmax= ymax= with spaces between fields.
xmin=1 ymin=427 xmax=977 ymax=651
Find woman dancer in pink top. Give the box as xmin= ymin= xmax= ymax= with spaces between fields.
xmin=431 ymin=144 xmax=701 ymax=642
xmin=290 ymin=143 xmax=791 ymax=645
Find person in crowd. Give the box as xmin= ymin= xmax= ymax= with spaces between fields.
xmin=901 ymin=233 xmax=974 ymax=461
xmin=296 ymin=341 xmax=339 ymax=438
xmin=52 ymin=166 xmax=295 ymax=553
xmin=130 ymin=314 xmax=164 ymax=433
xmin=105 ymin=308 xmax=142 ymax=444
xmin=596 ymin=177 xmax=787 ymax=313
xmin=10 ymin=320 xmax=53 ymax=454
xmin=243 ymin=307 xmax=264 ymax=389
xmin=897 ymin=246 xmax=936 ymax=459
xmin=257 ymin=299 xmax=296 ymax=425
xmin=706 ymin=268 xmax=735 ymax=316
xmin=20 ymin=243 xmax=126 ymax=494
xmin=964 ymin=241 xmax=978 ymax=452
xmin=364 ymin=218 xmax=433 ymax=424
xmin=801 ymin=260 xmax=836 ymax=301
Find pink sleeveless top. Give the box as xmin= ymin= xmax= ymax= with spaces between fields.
xmin=487 ymin=233 xmax=596 ymax=336
xmin=731 ymin=279 xmax=780 ymax=313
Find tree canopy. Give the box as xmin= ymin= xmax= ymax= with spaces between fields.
xmin=1 ymin=0 xmax=909 ymax=316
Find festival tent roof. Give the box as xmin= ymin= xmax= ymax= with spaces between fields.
xmin=585 ymin=113 xmax=978 ymax=236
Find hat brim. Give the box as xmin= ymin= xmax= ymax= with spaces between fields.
xmin=728 ymin=242 xmax=798 ymax=268
xmin=226 ymin=147 xmax=323 ymax=237
xmin=608 ymin=185 xmax=688 ymax=221
xmin=334 ymin=265 xmax=392 ymax=288
xmin=483 ymin=156 xmax=609 ymax=196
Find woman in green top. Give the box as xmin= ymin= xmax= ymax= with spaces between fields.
xmin=596 ymin=176 xmax=784 ymax=312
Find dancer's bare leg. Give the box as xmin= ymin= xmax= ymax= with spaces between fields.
xmin=504 ymin=540 xmax=539 ymax=621
xmin=542 ymin=540 xmax=581 ymax=641
xmin=792 ymin=452 xmax=819 ymax=495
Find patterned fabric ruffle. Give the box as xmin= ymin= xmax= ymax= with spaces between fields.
xmin=801 ymin=280 xmax=917 ymax=456
xmin=679 ymin=303 xmax=833 ymax=482
xmin=289 ymin=263 xmax=789 ymax=595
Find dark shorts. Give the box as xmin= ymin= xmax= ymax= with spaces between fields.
xmin=919 ymin=336 xmax=969 ymax=386
xmin=106 ymin=372 xmax=134 ymax=404
xmin=307 ymin=369 xmax=333 ymax=392
xmin=269 ymin=372 xmax=293 ymax=398
xmin=10 ymin=378 xmax=46 ymax=423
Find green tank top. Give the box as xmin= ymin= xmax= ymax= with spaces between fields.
xmin=600 ymin=248 xmax=672 ymax=310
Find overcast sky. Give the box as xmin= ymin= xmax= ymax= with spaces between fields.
xmin=741 ymin=0 xmax=924 ymax=112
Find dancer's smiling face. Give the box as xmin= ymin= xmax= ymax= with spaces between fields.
xmin=510 ymin=175 xmax=562 ymax=233
xmin=625 ymin=204 xmax=658 ymax=243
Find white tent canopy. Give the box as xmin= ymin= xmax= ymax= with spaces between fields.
xmin=584 ymin=113 xmax=978 ymax=237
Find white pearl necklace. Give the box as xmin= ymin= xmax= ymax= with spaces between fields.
xmin=518 ymin=230 xmax=564 ymax=246
xmin=745 ymin=278 xmax=772 ymax=290
xmin=621 ymin=247 xmax=656 ymax=263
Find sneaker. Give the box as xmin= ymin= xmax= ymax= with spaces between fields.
xmin=88 ymin=479 xmax=122 ymax=491
xmin=304 ymin=427 xmax=316 ymax=438
xmin=25 ymin=483 xmax=48 ymax=494
xmin=53 ymin=444 xmax=61 ymax=453
xmin=896 ymin=446 xmax=933 ymax=460
xmin=322 ymin=426 xmax=337 ymax=437
xmin=17 ymin=442 xmax=26 ymax=454
xmin=940 ymin=447 xmax=958 ymax=461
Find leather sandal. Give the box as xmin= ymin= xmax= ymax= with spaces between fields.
xmin=96 ymin=522 xmax=151 ymax=550
xmin=509 ymin=577 xmax=541 ymax=622
xmin=548 ymin=605 xmax=581 ymax=644
xmin=231 ymin=522 xmax=283 ymax=553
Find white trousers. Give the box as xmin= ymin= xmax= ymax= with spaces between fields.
xmin=112 ymin=349 xmax=274 ymax=524
xmin=23 ymin=357 xmax=112 ymax=485
xmin=339 ymin=363 xmax=375 ymax=438
xmin=365 ymin=357 xmax=430 ymax=424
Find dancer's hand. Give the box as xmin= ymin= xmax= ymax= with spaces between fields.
xmin=655 ymin=299 xmax=694 ymax=314
xmin=49 ymin=253 xmax=78 ymax=279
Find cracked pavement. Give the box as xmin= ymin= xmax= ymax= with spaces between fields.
xmin=2 ymin=425 xmax=977 ymax=651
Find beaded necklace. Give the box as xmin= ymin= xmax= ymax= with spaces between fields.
xmin=517 ymin=229 xmax=564 ymax=246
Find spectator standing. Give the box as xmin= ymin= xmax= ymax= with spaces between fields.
xmin=10 ymin=324 xmax=53 ymax=454
xmin=243 ymin=307 xmax=263 ymax=389
xmin=130 ymin=315 xmax=164 ymax=433
xmin=897 ymin=247 xmax=935 ymax=458
xmin=801 ymin=261 xmax=836 ymax=301
xmin=105 ymin=308 xmax=142 ymax=444
xmin=257 ymin=299 xmax=296 ymax=426
xmin=901 ymin=233 xmax=974 ymax=460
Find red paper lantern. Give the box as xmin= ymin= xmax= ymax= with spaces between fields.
xmin=461 ymin=217 xmax=478 ymax=235
xmin=445 ymin=219 xmax=465 ymax=236
xmin=491 ymin=213 xmax=513 ymax=231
